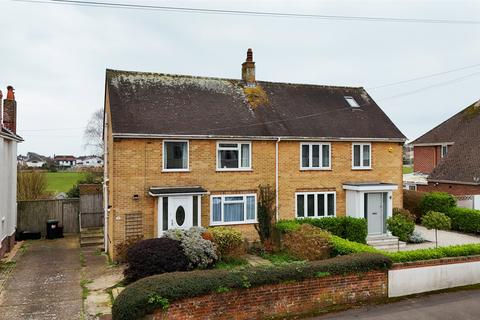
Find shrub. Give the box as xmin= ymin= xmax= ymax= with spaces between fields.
xmin=403 ymin=190 xmax=425 ymax=222
xmin=124 ymin=238 xmax=189 ymax=283
xmin=112 ymin=253 xmax=392 ymax=320
xmin=386 ymin=215 xmax=415 ymax=242
xmin=209 ymin=227 xmax=244 ymax=258
xmin=393 ymin=207 xmax=415 ymax=222
xmin=279 ymin=217 xmax=368 ymax=244
xmin=387 ymin=244 xmax=480 ymax=263
xmin=164 ymin=227 xmax=218 ymax=269
xmin=114 ymin=235 xmax=143 ymax=263
xmin=255 ymin=184 xmax=276 ymax=244
xmin=419 ymin=192 xmax=456 ymax=215
xmin=409 ymin=230 xmax=426 ymax=243
xmin=329 ymin=235 xmax=379 ymax=256
xmin=282 ymin=224 xmax=331 ymax=261
xmin=445 ymin=207 xmax=480 ymax=233
xmin=421 ymin=211 xmax=451 ymax=247
xmin=17 ymin=170 xmax=49 ymax=200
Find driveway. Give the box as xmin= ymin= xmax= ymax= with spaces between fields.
xmin=0 ymin=236 xmax=82 ymax=319
xmin=402 ymin=225 xmax=480 ymax=251
xmin=311 ymin=288 xmax=480 ymax=320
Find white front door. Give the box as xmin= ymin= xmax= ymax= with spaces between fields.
xmin=168 ymin=196 xmax=193 ymax=230
xmin=367 ymin=193 xmax=384 ymax=235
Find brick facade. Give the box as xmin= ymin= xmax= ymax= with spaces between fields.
xmin=417 ymin=182 xmax=480 ymax=196
xmin=151 ymin=270 xmax=387 ymax=320
xmin=413 ymin=146 xmax=440 ymax=174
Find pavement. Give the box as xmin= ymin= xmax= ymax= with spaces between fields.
xmin=0 ymin=235 xmax=83 ymax=320
xmin=311 ymin=288 xmax=480 ymax=320
xmin=401 ymin=225 xmax=480 ymax=251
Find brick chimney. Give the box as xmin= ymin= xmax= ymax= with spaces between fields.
xmin=3 ymin=86 xmax=17 ymax=134
xmin=241 ymin=48 xmax=256 ymax=86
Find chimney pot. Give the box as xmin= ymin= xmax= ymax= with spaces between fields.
xmin=241 ymin=48 xmax=256 ymax=86
xmin=6 ymin=86 xmax=15 ymax=101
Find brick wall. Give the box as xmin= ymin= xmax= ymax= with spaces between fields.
xmin=413 ymin=146 xmax=438 ymax=173
xmin=151 ymin=270 xmax=388 ymax=320
xmin=418 ymin=182 xmax=480 ymax=196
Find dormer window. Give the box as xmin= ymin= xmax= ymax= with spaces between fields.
xmin=345 ymin=96 xmax=360 ymax=108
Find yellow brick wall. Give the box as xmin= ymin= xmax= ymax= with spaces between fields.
xmin=106 ymin=136 xmax=403 ymax=259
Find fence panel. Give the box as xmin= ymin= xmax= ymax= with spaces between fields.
xmin=17 ymin=199 xmax=80 ymax=236
xmin=79 ymin=193 xmax=104 ymax=228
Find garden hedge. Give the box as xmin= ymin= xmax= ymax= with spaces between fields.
xmin=277 ymin=216 xmax=368 ymax=243
xmin=419 ymin=192 xmax=456 ymax=215
xmin=112 ymin=253 xmax=392 ymax=320
xmin=445 ymin=207 xmax=480 ymax=234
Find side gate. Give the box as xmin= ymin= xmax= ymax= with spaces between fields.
xmin=79 ymin=184 xmax=104 ymax=229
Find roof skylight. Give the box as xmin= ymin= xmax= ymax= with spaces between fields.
xmin=344 ymin=96 xmax=360 ymax=108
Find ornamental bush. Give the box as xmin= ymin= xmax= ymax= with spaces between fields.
xmin=393 ymin=207 xmax=415 ymax=222
xmin=386 ymin=215 xmax=415 ymax=242
xmin=329 ymin=235 xmax=379 ymax=256
xmin=282 ymin=224 xmax=331 ymax=261
xmin=445 ymin=207 xmax=480 ymax=233
xmin=123 ymin=238 xmax=189 ymax=283
xmin=164 ymin=227 xmax=218 ymax=269
xmin=112 ymin=253 xmax=392 ymax=320
xmin=419 ymin=192 xmax=456 ymax=215
xmin=208 ymin=227 xmax=244 ymax=258
xmin=421 ymin=211 xmax=451 ymax=247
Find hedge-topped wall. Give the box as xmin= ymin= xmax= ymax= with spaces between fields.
xmin=151 ymin=271 xmax=387 ymax=320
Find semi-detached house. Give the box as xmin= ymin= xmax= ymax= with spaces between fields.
xmin=103 ymin=49 xmax=406 ymax=259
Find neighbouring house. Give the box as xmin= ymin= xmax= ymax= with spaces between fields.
xmin=410 ymin=100 xmax=480 ymax=195
xmin=0 ymin=86 xmax=23 ymax=258
xmin=76 ymin=155 xmax=103 ymax=167
xmin=20 ymin=152 xmax=48 ymax=168
xmin=103 ymin=49 xmax=406 ymax=259
xmin=403 ymin=172 xmax=428 ymax=191
xmin=54 ymin=155 xmax=76 ymax=168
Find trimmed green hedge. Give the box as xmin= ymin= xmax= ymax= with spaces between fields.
xmin=329 ymin=235 xmax=378 ymax=256
xmin=420 ymin=192 xmax=456 ymax=215
xmin=445 ymin=207 xmax=480 ymax=233
xmin=277 ymin=217 xmax=368 ymax=243
xmin=112 ymin=253 xmax=391 ymax=320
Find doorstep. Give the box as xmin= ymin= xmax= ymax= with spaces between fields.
xmin=367 ymin=234 xmax=406 ymax=251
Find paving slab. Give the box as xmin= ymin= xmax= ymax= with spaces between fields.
xmin=401 ymin=225 xmax=480 ymax=251
xmin=0 ymin=236 xmax=82 ymax=320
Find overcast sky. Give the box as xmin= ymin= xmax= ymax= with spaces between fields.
xmin=1 ymin=0 xmax=479 ymax=156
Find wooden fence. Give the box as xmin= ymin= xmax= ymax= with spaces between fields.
xmin=80 ymin=193 xmax=104 ymax=228
xmin=17 ymin=199 xmax=80 ymax=235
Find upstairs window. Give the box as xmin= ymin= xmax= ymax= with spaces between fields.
xmin=300 ymin=143 xmax=331 ymax=170
xmin=296 ymin=192 xmax=336 ymax=218
xmin=352 ymin=143 xmax=371 ymax=169
xmin=344 ymin=96 xmax=360 ymax=108
xmin=163 ymin=141 xmax=189 ymax=171
xmin=217 ymin=142 xmax=251 ymax=170
xmin=441 ymin=145 xmax=448 ymax=158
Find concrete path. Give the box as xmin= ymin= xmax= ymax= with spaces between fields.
xmin=311 ymin=288 xmax=480 ymax=320
xmin=402 ymin=225 xmax=480 ymax=251
xmin=0 ymin=236 xmax=82 ymax=319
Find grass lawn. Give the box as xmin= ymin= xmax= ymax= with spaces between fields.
xmin=403 ymin=165 xmax=413 ymax=174
xmin=44 ymin=172 xmax=87 ymax=193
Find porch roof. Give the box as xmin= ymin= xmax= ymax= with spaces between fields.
xmin=148 ymin=186 xmax=208 ymax=197
xmin=342 ymin=182 xmax=398 ymax=191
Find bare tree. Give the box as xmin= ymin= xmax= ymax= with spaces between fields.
xmin=83 ymin=109 xmax=104 ymax=156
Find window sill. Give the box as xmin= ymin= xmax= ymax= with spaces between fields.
xmin=300 ymin=168 xmax=332 ymax=171
xmin=216 ymin=169 xmax=253 ymax=172
xmin=210 ymin=221 xmax=258 ymax=226
xmin=297 ymin=215 xmax=336 ymax=219
xmin=162 ymin=169 xmax=191 ymax=173
xmin=351 ymin=167 xmax=372 ymax=171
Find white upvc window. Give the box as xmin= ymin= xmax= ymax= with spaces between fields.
xmin=163 ymin=140 xmax=189 ymax=171
xmin=296 ymin=192 xmax=336 ymax=218
xmin=441 ymin=145 xmax=448 ymax=158
xmin=210 ymin=194 xmax=257 ymax=225
xmin=352 ymin=143 xmax=371 ymax=169
xmin=300 ymin=142 xmax=331 ymax=170
xmin=216 ymin=141 xmax=251 ymax=171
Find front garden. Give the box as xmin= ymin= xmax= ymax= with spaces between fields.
xmin=112 ymin=188 xmax=480 ymax=320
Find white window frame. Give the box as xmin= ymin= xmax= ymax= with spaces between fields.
xmin=352 ymin=143 xmax=372 ymax=170
xmin=216 ymin=141 xmax=252 ymax=171
xmin=162 ymin=140 xmax=190 ymax=172
xmin=295 ymin=192 xmax=336 ymax=218
xmin=300 ymin=142 xmax=331 ymax=170
xmin=210 ymin=193 xmax=257 ymax=225
xmin=344 ymin=96 xmax=360 ymax=108
xmin=441 ymin=144 xmax=448 ymax=158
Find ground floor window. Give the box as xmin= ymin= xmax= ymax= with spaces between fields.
xmin=211 ymin=194 xmax=257 ymax=225
xmin=296 ymin=192 xmax=336 ymax=218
